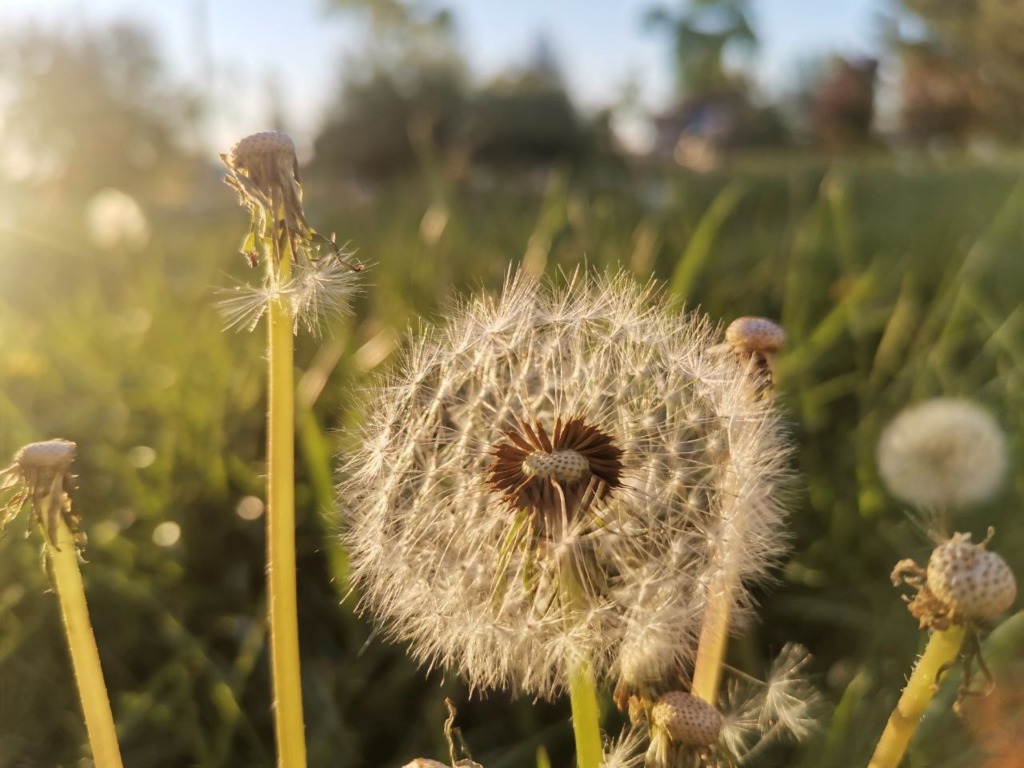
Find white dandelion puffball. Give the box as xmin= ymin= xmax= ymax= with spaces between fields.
xmin=339 ymin=269 xmax=793 ymax=699
xmin=878 ymin=398 xmax=1007 ymax=509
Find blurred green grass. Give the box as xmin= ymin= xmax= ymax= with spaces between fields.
xmin=1 ymin=153 xmax=1023 ymax=767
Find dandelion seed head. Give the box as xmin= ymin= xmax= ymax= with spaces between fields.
xmin=339 ymin=269 xmax=793 ymax=698
xmin=878 ymin=398 xmax=1007 ymax=509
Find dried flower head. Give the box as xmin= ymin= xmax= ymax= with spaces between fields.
xmin=644 ymin=691 xmax=722 ymax=768
xmin=927 ymin=532 xmax=1016 ymax=620
xmin=340 ymin=269 xmax=793 ymax=699
xmin=892 ymin=530 xmax=1016 ymax=630
xmin=877 ymin=398 xmax=1007 ymax=511
xmin=1 ymin=439 xmax=85 ymax=555
xmin=219 ymin=131 xmax=363 ymax=334
xmin=652 ymin=691 xmax=723 ymax=747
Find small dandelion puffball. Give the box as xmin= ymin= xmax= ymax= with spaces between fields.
xmin=340 ymin=270 xmax=793 ymax=698
xmin=878 ymin=398 xmax=1007 ymax=509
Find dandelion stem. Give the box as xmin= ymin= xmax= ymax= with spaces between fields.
xmin=47 ymin=516 xmax=124 ymax=768
xmin=560 ymin=563 xmax=603 ymax=768
xmin=866 ymin=625 xmax=966 ymax=768
xmin=568 ymin=661 xmax=604 ymax=768
xmin=266 ymin=249 xmax=308 ymax=767
xmin=691 ymin=575 xmax=732 ymax=706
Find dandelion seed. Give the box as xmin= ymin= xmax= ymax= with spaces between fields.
xmin=718 ymin=644 xmax=822 ymax=763
xmin=601 ymin=727 xmax=647 ymax=768
xmin=339 ymin=269 xmax=793 ymax=699
xmin=877 ymin=398 xmax=1007 ymax=512
xmin=1 ymin=439 xmax=85 ymax=555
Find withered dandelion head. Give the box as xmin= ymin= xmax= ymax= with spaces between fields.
xmin=339 ymin=269 xmax=794 ymax=698
xmin=219 ymin=132 xmax=364 ymax=334
xmin=1 ymin=439 xmax=85 ymax=555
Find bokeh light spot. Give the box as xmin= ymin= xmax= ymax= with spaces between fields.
xmin=152 ymin=521 xmax=181 ymax=547
xmin=236 ymin=495 xmax=265 ymax=521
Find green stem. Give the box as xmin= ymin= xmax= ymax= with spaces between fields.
xmin=559 ymin=562 xmax=603 ymax=768
xmin=867 ymin=625 xmax=966 ymax=768
xmin=48 ymin=516 xmax=124 ymax=767
xmin=266 ymin=253 xmax=307 ymax=768
xmin=569 ymin=661 xmax=604 ymax=768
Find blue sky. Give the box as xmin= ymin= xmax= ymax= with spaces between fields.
xmin=0 ymin=0 xmax=882 ymax=152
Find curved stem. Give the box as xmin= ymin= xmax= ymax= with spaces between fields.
xmin=867 ymin=625 xmax=966 ymax=768
xmin=266 ymin=253 xmax=307 ymax=767
xmin=48 ymin=517 xmax=124 ymax=767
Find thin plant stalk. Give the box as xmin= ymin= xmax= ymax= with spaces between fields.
xmin=266 ymin=245 xmax=307 ymax=767
xmin=568 ymin=661 xmax=603 ymax=768
xmin=867 ymin=625 xmax=966 ymax=768
xmin=690 ymin=576 xmax=732 ymax=706
xmin=48 ymin=515 xmax=124 ymax=768
xmin=561 ymin=562 xmax=603 ymax=768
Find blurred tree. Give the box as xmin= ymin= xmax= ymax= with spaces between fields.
xmin=462 ymin=35 xmax=592 ymax=169
xmin=643 ymin=0 xmax=757 ymax=98
xmin=644 ymin=1 xmax=788 ymax=160
xmin=314 ymin=0 xmax=467 ymax=177
xmin=812 ymin=56 xmax=878 ymax=151
xmin=0 ymin=20 xmax=195 ymax=194
xmin=315 ymin=6 xmax=606 ymax=178
xmin=897 ymin=0 xmax=1024 ymax=140
xmin=898 ymin=42 xmax=978 ymax=146
xmin=313 ymin=61 xmax=466 ymax=178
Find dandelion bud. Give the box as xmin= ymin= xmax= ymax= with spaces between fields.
xmin=720 ymin=316 xmax=786 ymax=399
xmin=724 ymin=316 xmax=786 ymax=356
xmin=927 ymin=533 xmax=1016 ymax=620
xmin=651 ymin=691 xmax=723 ymax=747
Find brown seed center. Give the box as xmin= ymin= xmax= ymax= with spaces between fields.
xmin=522 ymin=450 xmax=590 ymax=482
xmin=488 ymin=416 xmax=623 ymax=524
